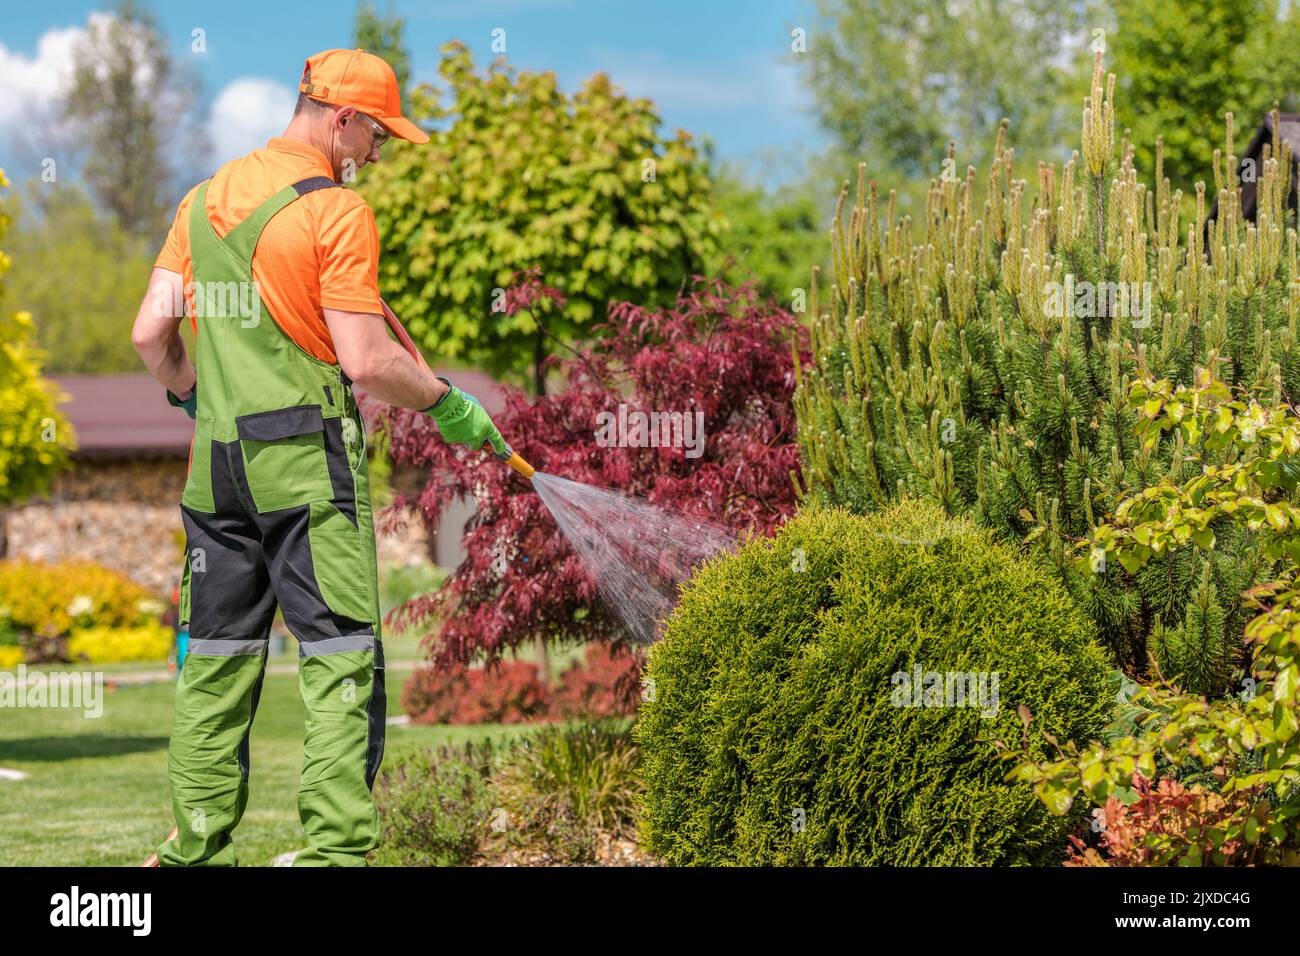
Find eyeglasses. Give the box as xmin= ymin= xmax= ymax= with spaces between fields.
xmin=356 ymin=112 xmax=390 ymax=149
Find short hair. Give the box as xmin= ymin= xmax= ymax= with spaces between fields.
xmin=293 ymin=92 xmax=334 ymax=119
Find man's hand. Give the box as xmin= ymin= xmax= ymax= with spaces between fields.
xmin=425 ymin=378 xmax=507 ymax=455
xmin=167 ymin=383 xmax=197 ymax=419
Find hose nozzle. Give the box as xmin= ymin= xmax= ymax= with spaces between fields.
xmin=487 ymin=442 xmax=536 ymax=480
xmin=503 ymin=451 xmax=535 ymax=479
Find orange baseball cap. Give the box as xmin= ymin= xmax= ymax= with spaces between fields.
xmin=298 ymin=48 xmax=429 ymax=144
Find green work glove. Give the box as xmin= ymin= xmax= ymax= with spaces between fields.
xmin=166 ymin=382 xmax=197 ymax=420
xmin=424 ymin=376 xmax=508 ymax=456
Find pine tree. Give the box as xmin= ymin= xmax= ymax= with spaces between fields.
xmin=1149 ymin=560 xmax=1232 ymax=696
xmin=794 ymin=51 xmax=1294 ymax=684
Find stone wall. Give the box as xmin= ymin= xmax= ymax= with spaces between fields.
xmin=51 ymin=458 xmax=188 ymax=504
xmin=9 ymin=458 xmax=432 ymax=597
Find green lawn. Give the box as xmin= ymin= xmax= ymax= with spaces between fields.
xmin=0 ymin=653 xmax=545 ymax=866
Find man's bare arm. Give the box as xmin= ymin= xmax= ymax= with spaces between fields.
xmin=323 ymin=307 xmax=449 ymax=410
xmin=131 ymin=267 xmax=196 ymax=399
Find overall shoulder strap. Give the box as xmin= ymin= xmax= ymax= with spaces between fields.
xmin=219 ymin=176 xmax=341 ymax=261
xmin=290 ymin=176 xmax=339 ymax=196
xmin=187 ymin=179 xmax=214 ymax=258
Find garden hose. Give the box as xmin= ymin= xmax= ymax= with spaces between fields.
xmin=382 ymin=299 xmax=535 ymax=481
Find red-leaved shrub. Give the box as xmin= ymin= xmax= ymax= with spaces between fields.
xmin=1065 ymin=773 xmax=1264 ymax=866
xmin=375 ymin=273 xmax=808 ymax=679
xmin=401 ymin=660 xmax=549 ymax=725
xmin=551 ymin=643 xmax=645 ymax=720
xmin=399 ymin=643 xmax=645 ymax=724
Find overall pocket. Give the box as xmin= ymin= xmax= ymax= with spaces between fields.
xmin=235 ymin=404 xmax=335 ymax=513
xmin=181 ymin=417 xmax=217 ymax=513
xmin=307 ymin=499 xmax=380 ymax=627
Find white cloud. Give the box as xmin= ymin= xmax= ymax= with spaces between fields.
xmin=207 ymin=77 xmax=296 ymax=165
xmin=0 ymin=20 xmax=87 ymax=128
xmin=0 ymin=12 xmax=178 ymax=168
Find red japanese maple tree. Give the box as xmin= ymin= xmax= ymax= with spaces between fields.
xmin=372 ymin=272 xmax=808 ymax=672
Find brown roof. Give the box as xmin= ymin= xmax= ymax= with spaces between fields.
xmin=1205 ymin=112 xmax=1300 ymax=238
xmin=51 ymin=374 xmax=195 ymax=459
xmin=52 ymin=370 xmax=514 ymax=460
xmin=356 ymin=368 xmax=512 ymax=419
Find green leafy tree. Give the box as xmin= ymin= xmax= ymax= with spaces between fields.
xmin=794 ymin=52 xmax=1297 ymax=687
xmin=360 ymin=42 xmax=724 ymax=390
xmin=353 ymin=1 xmax=411 ymax=114
xmin=5 ymin=184 xmax=157 ymax=373
xmin=804 ymin=0 xmax=1096 ymax=180
xmin=1110 ymin=0 xmax=1300 ymax=197
xmin=0 ymin=171 xmax=74 ymax=556
xmin=711 ymin=171 xmax=827 ymax=309
xmin=62 ymin=1 xmax=203 ymax=240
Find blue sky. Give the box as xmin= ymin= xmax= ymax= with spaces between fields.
xmin=0 ymin=0 xmax=825 ymax=192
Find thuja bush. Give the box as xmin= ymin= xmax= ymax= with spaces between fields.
xmin=794 ymin=51 xmax=1295 ymax=686
xmin=634 ymin=500 xmax=1111 ymax=866
xmin=377 ymin=273 xmax=807 ymax=672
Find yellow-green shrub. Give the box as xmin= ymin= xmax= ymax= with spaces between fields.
xmin=67 ymin=622 xmax=172 ymax=663
xmin=0 ymin=559 xmax=161 ymax=638
xmin=0 ymin=167 xmax=73 ymax=502
xmin=0 ymin=645 xmax=22 ymax=668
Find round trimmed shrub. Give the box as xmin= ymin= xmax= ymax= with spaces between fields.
xmin=634 ymin=500 xmax=1111 ymax=865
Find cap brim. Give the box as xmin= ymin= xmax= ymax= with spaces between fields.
xmin=378 ymin=114 xmax=429 ymax=144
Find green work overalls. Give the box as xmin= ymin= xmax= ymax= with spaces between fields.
xmin=155 ymin=176 xmax=385 ymax=867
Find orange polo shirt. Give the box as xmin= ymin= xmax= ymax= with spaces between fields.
xmin=155 ymin=137 xmax=383 ymax=364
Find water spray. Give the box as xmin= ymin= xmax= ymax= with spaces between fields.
xmin=383 ymin=300 xmax=734 ymax=645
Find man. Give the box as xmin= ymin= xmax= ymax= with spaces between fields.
xmin=131 ymin=48 xmax=507 ymax=866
